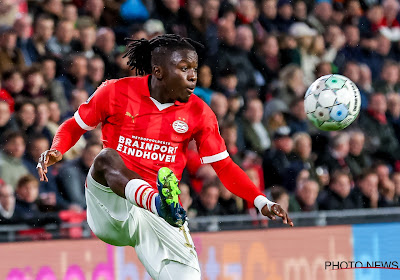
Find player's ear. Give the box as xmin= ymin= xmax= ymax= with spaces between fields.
xmin=153 ymin=65 xmax=163 ymax=80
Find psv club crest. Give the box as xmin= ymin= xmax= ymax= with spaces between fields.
xmin=172 ymin=120 xmax=189 ymax=133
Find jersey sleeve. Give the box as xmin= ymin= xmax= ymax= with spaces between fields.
xmin=74 ymin=80 xmax=116 ymax=130
xmin=193 ymin=105 xmax=228 ymax=164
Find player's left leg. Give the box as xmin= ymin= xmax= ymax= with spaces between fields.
xmin=158 ymin=260 xmax=201 ymax=280
xmin=130 ymin=206 xmax=200 ymax=279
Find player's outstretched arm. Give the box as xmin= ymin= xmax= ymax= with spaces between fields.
xmin=211 ymin=157 xmax=294 ymax=227
xmin=37 ymin=117 xmax=86 ymax=182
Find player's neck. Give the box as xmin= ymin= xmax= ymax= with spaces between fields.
xmin=149 ymin=75 xmax=172 ymax=104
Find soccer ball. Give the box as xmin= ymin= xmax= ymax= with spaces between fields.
xmin=304 ymin=74 xmax=361 ymax=131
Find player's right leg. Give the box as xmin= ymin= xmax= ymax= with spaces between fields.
xmin=91 ymin=148 xmax=186 ymax=227
xmin=158 ymin=260 xmax=201 ymax=280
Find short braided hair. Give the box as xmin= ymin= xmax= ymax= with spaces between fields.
xmin=123 ymin=34 xmax=204 ymax=76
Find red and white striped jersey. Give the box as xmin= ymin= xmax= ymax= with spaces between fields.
xmin=75 ymin=75 xmax=228 ymax=189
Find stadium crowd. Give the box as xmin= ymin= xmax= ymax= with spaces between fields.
xmin=1 ymin=0 xmax=400 ymax=230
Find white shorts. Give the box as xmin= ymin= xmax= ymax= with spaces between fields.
xmin=85 ymin=172 xmax=201 ymax=280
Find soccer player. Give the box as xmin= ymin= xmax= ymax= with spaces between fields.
xmin=37 ymin=34 xmax=293 ymax=280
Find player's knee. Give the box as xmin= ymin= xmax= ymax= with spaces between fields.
xmin=93 ymin=148 xmax=121 ymax=172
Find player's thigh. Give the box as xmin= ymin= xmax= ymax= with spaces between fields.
xmin=133 ymin=209 xmax=200 ymax=277
xmin=85 ymin=171 xmax=134 ymax=246
xmin=158 ymin=260 xmax=201 ymax=280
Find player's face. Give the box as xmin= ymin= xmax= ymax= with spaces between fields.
xmin=164 ymin=49 xmax=198 ymax=103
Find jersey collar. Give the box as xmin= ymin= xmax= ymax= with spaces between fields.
xmin=144 ymin=74 xmax=187 ymax=107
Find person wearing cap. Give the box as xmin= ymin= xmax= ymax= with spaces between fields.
xmin=262 ymin=126 xmax=295 ymax=188
xmin=143 ymin=19 xmax=166 ymax=39
xmin=0 ymin=25 xmax=26 ymax=75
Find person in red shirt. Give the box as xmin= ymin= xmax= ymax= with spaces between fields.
xmin=37 ymin=34 xmax=292 ymax=279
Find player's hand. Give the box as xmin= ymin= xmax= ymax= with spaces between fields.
xmin=37 ymin=149 xmax=63 ymax=182
xmin=261 ymin=204 xmax=294 ymax=227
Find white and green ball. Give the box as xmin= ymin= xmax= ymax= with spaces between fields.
xmin=304 ymin=74 xmax=361 ymax=131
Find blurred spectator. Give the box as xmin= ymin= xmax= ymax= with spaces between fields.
xmin=391 ymin=172 xmax=400 ymax=204
xmin=27 ymin=100 xmax=52 ymax=142
xmin=47 ymin=20 xmax=75 ymax=58
xmin=40 ymin=56 xmax=69 ymax=116
xmin=287 ymin=98 xmax=308 ymax=133
xmin=358 ymin=4 xmax=383 ymax=39
xmin=214 ymin=19 xmax=257 ymax=93
xmin=209 ymin=92 xmax=228 ymax=125
xmin=263 ymin=126 xmax=294 ymax=188
xmin=47 ymin=101 xmax=61 ymax=134
xmin=193 ymin=64 xmax=213 ymax=105
xmin=0 ymin=73 xmax=14 ymax=112
xmin=63 ymin=3 xmax=78 ymax=23
xmin=82 ymin=0 xmax=105 ymax=25
xmin=259 ymin=0 xmax=278 ymax=32
xmin=24 ymin=14 xmax=55 ymax=63
xmin=72 ymin=19 xmax=97 ymax=59
xmin=276 ymin=64 xmax=306 ymax=105
xmin=292 ymin=23 xmax=342 ymax=85
xmin=0 ymin=131 xmax=29 ymax=189
xmin=358 ymin=64 xmax=374 ymax=107
xmin=351 ymin=170 xmax=380 ymax=208
xmin=0 ymin=26 xmax=26 ymax=75
xmin=14 ymin=14 xmax=34 ymax=66
xmin=179 ymin=182 xmax=193 ymax=212
xmin=57 ymin=142 xmax=102 ymax=209
xmin=307 ymin=0 xmax=332 ymax=34
xmin=0 ymin=179 xmax=16 ymax=222
xmin=379 ymin=0 xmax=400 ymax=41
xmin=189 ymin=180 xmax=222 ymax=217
xmin=2 ymin=69 xmax=24 ymax=103
xmin=21 ymin=65 xmax=46 ymax=101
xmin=152 ymin=0 xmax=184 ymax=35
xmin=359 ymin=92 xmax=400 ymax=164
xmin=373 ymin=161 xmax=391 ymax=182
xmin=318 ymin=170 xmax=356 ymax=210
xmin=331 ymin=2 xmax=345 ymax=25
xmin=38 ymin=0 xmax=63 ymax=23
xmin=94 ymin=27 xmax=118 ymax=79
xmin=88 ymin=55 xmax=105 ymax=88
xmin=289 ymin=179 xmax=319 ymax=212
xmin=56 ymin=54 xmax=94 ymax=101
xmin=347 ymin=130 xmax=372 ymax=178
xmin=269 ymin=186 xmax=289 ymax=213
xmin=243 ymin=98 xmax=271 ymax=155
xmin=314 ymin=61 xmax=332 ymax=80
xmin=0 ymin=100 xmax=17 ymax=139
xmin=220 ymin=121 xmax=242 ymax=165
xmin=0 ymin=0 xmax=19 ymax=27
xmin=373 ymin=60 xmax=400 ymax=94
xmin=293 ymin=0 xmax=308 ymax=23
xmin=334 ymin=25 xmax=362 ymax=70
xmin=275 ymin=0 xmax=295 ymax=33
xmin=264 ymin=98 xmax=288 ymax=134
xmin=10 ymin=99 xmax=36 ymax=132
xmin=316 ymin=132 xmax=350 ymax=174
xmin=14 ymin=174 xmax=42 ymax=220
xmin=256 ymin=35 xmax=281 ymax=85
xmin=218 ymin=179 xmax=243 ymax=215
xmin=287 ymin=132 xmax=318 ymax=189
xmin=216 ymin=67 xmax=238 ymax=97
xmin=378 ymin=177 xmax=397 ymax=207
xmin=387 ymin=92 xmax=400 ymax=141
